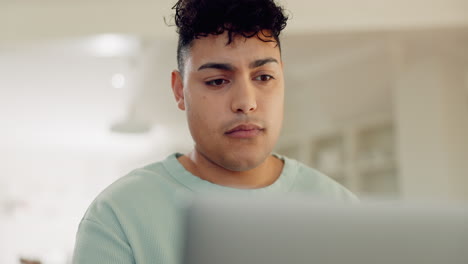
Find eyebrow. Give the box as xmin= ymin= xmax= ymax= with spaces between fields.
xmin=249 ymin=57 xmax=279 ymax=68
xmin=197 ymin=57 xmax=279 ymax=72
xmin=198 ymin=63 xmax=235 ymax=71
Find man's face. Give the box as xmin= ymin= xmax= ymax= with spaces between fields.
xmin=172 ymin=32 xmax=284 ymax=172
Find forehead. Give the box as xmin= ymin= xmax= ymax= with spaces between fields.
xmin=185 ymin=33 xmax=281 ymax=69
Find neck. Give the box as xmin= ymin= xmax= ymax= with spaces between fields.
xmin=178 ymin=149 xmax=284 ymax=189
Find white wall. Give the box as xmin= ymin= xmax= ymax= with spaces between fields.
xmin=0 ymin=40 xmax=190 ymax=263
xmin=393 ymin=54 xmax=468 ymax=201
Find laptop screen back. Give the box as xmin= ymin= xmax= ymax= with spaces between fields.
xmin=183 ymin=195 xmax=468 ymax=264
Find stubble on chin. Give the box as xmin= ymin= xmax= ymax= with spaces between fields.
xmin=209 ymin=137 xmax=273 ymax=172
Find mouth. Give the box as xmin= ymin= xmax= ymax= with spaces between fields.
xmin=225 ymin=123 xmax=264 ymax=139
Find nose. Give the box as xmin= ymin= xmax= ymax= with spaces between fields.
xmin=230 ymin=78 xmax=257 ymax=114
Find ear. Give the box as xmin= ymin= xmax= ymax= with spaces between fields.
xmin=171 ymin=70 xmax=186 ymax=111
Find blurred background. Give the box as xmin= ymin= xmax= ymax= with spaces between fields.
xmin=1 ymin=0 xmax=468 ymax=263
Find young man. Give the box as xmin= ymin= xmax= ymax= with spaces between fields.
xmin=72 ymin=0 xmax=357 ymax=263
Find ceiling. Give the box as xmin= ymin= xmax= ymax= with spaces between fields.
xmin=2 ymin=0 xmax=468 ymax=42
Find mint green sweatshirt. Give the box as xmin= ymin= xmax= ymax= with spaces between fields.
xmin=72 ymin=153 xmax=357 ymax=264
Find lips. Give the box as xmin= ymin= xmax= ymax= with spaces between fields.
xmin=225 ymin=123 xmax=264 ymax=139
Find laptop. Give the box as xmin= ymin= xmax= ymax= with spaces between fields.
xmin=183 ymin=195 xmax=468 ymax=264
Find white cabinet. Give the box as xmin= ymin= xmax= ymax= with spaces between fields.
xmin=277 ymin=114 xmax=399 ymax=198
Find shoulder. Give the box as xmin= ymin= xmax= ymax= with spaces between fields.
xmin=82 ymin=155 xmax=191 ymax=223
xmin=282 ymin=156 xmax=359 ymax=203
xmin=74 ymin=155 xmax=191 ymax=263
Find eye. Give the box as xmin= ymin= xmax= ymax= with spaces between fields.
xmin=254 ymin=74 xmax=275 ymax=82
xmin=205 ymin=79 xmax=229 ymax=86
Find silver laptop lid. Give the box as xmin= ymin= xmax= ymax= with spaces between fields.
xmin=183 ymin=195 xmax=468 ymax=264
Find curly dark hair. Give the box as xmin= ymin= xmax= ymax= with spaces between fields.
xmin=172 ymin=0 xmax=288 ymax=74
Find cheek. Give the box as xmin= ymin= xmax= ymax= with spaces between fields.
xmin=270 ymin=102 xmax=284 ymax=126
xmin=187 ymin=94 xmax=224 ymax=131
xmin=261 ymin=91 xmax=284 ymax=135
xmin=262 ymin=89 xmax=284 ymax=116
xmin=192 ymin=94 xmax=221 ymax=115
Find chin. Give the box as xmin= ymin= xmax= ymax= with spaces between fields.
xmin=220 ymin=150 xmax=270 ymax=172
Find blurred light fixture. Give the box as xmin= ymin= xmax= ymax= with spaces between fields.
xmin=111 ymin=73 xmax=126 ymax=89
xmin=86 ymin=34 xmax=139 ymax=57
